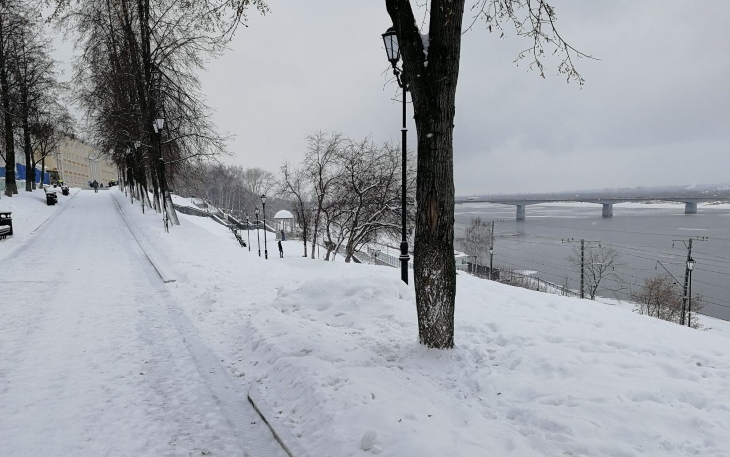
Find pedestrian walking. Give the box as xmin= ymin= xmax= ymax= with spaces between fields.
xmin=278 ymin=240 xmax=284 ymax=258
xmin=93 ymin=180 xmax=98 ymax=193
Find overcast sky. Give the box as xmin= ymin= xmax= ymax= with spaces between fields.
xmin=55 ymin=1 xmax=730 ymax=195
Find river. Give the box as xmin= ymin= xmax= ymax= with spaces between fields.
xmin=454 ymin=202 xmax=730 ymax=321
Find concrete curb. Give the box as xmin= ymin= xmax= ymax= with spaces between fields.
xmin=248 ymin=386 xmax=312 ymax=457
xmin=112 ymin=192 xmax=176 ymax=283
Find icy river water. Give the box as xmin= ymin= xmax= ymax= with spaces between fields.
xmin=454 ymin=202 xmax=730 ymax=321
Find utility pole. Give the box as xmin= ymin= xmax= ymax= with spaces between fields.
xmin=680 ymin=238 xmax=692 ymax=326
xmin=580 ymin=239 xmax=585 ymax=299
xmin=672 ymin=236 xmax=706 ymax=326
xmin=489 ymin=220 xmax=495 ymax=280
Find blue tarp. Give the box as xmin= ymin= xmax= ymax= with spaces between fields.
xmin=0 ymin=164 xmax=50 ymax=184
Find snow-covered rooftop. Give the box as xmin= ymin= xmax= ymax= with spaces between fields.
xmin=274 ymin=209 xmax=294 ymax=219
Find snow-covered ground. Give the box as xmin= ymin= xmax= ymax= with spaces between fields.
xmin=2 ymin=188 xmax=729 ymax=456
xmin=0 ymin=186 xmax=80 ymax=250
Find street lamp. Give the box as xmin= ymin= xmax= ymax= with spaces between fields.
xmin=152 ymin=118 xmax=164 ymax=133
xmin=255 ymin=208 xmax=261 ymax=257
xmin=261 ymin=194 xmax=268 ymax=259
xmin=246 ymin=214 xmax=251 ymax=251
xmin=382 ymin=26 xmax=410 ymax=285
xmin=687 ymin=258 xmax=695 ymax=327
xmin=124 ymin=148 xmax=131 ymax=199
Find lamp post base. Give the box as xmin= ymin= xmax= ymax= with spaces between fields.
xmin=400 ymin=241 xmax=410 ymax=285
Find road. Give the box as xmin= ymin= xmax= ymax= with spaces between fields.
xmin=0 ymin=191 xmax=287 ymax=457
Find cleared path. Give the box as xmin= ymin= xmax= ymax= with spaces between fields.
xmin=0 ymin=191 xmax=286 ymax=457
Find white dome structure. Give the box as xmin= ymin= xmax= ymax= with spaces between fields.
xmin=274 ymin=210 xmax=295 ymax=240
xmin=274 ymin=210 xmax=294 ymax=219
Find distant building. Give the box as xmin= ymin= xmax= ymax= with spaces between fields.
xmin=42 ymin=136 xmax=117 ymax=187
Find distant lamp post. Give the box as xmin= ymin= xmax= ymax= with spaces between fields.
xmin=261 ymin=194 xmax=268 ymax=259
xmin=373 ymin=249 xmax=381 ymax=265
xmin=246 ymin=214 xmax=251 ymax=251
xmin=687 ymin=258 xmax=695 ymax=327
xmin=382 ymin=26 xmax=410 ymax=285
xmin=255 ymin=208 xmax=261 ymax=257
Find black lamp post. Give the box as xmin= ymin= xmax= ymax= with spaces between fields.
xmin=261 ymin=194 xmax=268 ymax=259
xmin=687 ymin=258 xmax=695 ymax=327
xmin=152 ymin=117 xmax=165 ymax=219
xmin=382 ymin=26 xmax=410 ymax=285
xmin=246 ymin=214 xmax=251 ymax=251
xmin=255 ymin=208 xmax=261 ymax=257
xmin=131 ymin=141 xmax=141 ymax=204
xmin=125 ymin=148 xmax=131 ymax=200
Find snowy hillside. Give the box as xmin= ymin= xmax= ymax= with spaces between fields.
xmin=2 ymin=188 xmax=729 ymax=457
xmin=119 ymin=190 xmax=730 ymax=457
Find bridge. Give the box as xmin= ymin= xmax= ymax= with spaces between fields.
xmin=455 ymin=196 xmax=724 ymax=221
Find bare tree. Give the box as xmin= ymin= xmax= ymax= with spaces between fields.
xmin=241 ymin=167 xmax=276 ymax=202
xmin=335 ymin=139 xmax=411 ymax=263
xmin=384 ymin=1 xmax=591 ymax=348
xmin=633 ymin=274 xmax=703 ymax=328
xmin=303 ymin=131 xmax=343 ymax=259
xmin=54 ymin=0 xmax=268 ymax=224
xmin=321 ymin=198 xmax=349 ymax=261
xmin=0 ymin=0 xmax=27 ymax=196
xmin=462 ymin=217 xmax=492 ymax=264
xmin=30 ymin=101 xmax=74 ymax=189
xmin=12 ymin=11 xmax=63 ymax=192
xmin=279 ymin=161 xmax=312 ymax=258
xmin=569 ymin=244 xmax=623 ymax=300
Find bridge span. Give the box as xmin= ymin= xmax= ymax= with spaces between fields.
xmin=454 ymin=197 xmax=718 ymax=221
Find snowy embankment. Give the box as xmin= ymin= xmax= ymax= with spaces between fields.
xmin=114 ymin=189 xmax=730 ymax=457
xmin=0 ymin=186 xmax=80 ymax=256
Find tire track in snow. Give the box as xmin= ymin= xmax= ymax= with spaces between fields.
xmin=113 ymin=192 xmax=289 ymax=457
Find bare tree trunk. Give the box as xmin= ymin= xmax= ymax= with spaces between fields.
xmin=386 ymin=0 xmax=465 ymax=348
xmin=39 ymin=156 xmax=44 ymax=189
xmin=0 ymin=16 xmax=17 ymax=196
xmin=21 ymin=91 xmax=33 ymax=192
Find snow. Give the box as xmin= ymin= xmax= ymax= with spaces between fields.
xmin=274 ymin=209 xmax=294 ymax=219
xmin=170 ymin=193 xmax=200 ymax=209
xmin=0 ymin=186 xmax=80 ymax=249
xmin=420 ymin=32 xmax=430 ymax=67
xmin=2 ymin=187 xmax=730 ymax=457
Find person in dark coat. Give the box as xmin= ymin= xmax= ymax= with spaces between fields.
xmin=278 ymin=240 xmax=284 ymax=258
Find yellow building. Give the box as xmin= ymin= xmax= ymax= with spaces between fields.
xmin=44 ymin=136 xmax=117 ymax=188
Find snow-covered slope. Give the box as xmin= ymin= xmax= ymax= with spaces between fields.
xmin=0 ymin=186 xmax=80 ymax=257
xmin=3 ymin=188 xmax=728 ymax=457
xmin=115 ymin=190 xmax=730 ymax=457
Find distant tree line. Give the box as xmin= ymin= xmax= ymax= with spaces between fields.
xmin=176 ymin=164 xmax=289 ymax=220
